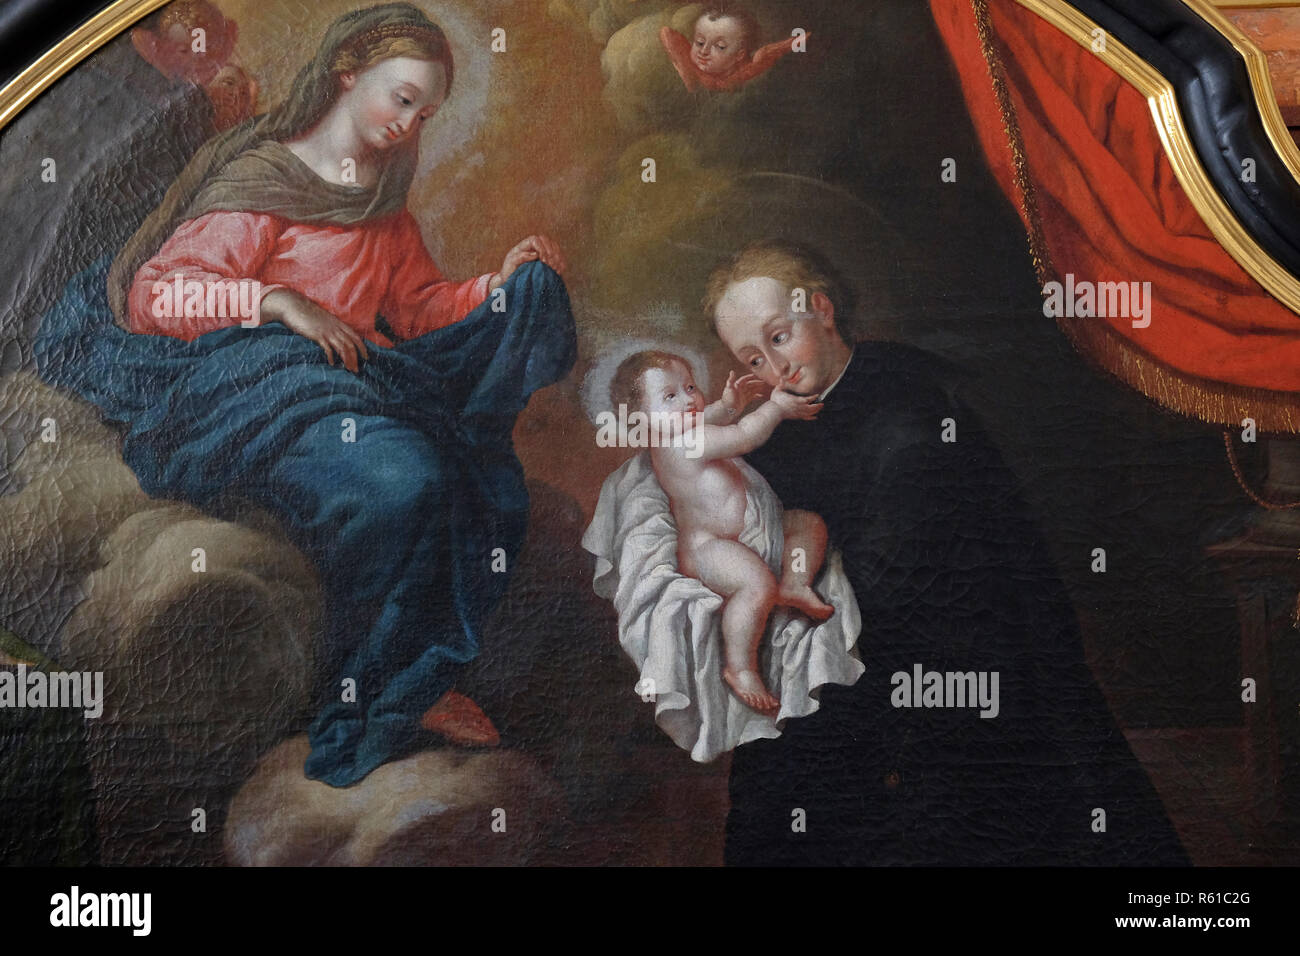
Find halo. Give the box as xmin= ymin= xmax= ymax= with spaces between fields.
xmin=580 ymin=338 xmax=713 ymax=426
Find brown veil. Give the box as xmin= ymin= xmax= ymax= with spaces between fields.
xmin=107 ymin=2 xmax=449 ymax=326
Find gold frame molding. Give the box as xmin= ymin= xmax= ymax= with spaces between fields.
xmin=0 ymin=0 xmax=169 ymax=132
xmin=1209 ymin=2 xmax=1300 ymax=8
xmin=1015 ymin=0 xmax=1300 ymax=315
xmin=991 ymin=0 xmax=1300 ymax=431
xmin=1192 ymin=0 xmax=1300 ymax=181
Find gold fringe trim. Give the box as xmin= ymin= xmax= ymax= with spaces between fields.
xmin=971 ymin=0 xmax=1051 ymax=287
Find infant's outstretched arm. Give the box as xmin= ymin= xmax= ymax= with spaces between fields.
xmin=702 ymin=398 xmax=743 ymax=424
xmin=692 ymin=391 xmax=820 ymax=461
xmin=700 ymin=401 xmax=736 ymax=427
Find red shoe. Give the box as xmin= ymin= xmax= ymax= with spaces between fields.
xmin=421 ymin=690 xmax=501 ymax=747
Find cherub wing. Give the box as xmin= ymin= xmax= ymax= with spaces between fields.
xmin=659 ymin=26 xmax=701 ymax=91
xmin=718 ymin=34 xmax=804 ymax=90
xmin=754 ymin=34 xmax=800 ymax=68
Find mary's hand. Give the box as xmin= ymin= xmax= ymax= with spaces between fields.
xmin=261 ymin=288 xmax=370 ymax=373
xmin=491 ymin=235 xmax=567 ymax=291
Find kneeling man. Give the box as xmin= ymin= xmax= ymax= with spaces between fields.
xmin=707 ymin=239 xmax=1186 ymax=866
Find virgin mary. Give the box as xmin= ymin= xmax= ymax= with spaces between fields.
xmin=33 ymin=3 xmax=577 ymax=787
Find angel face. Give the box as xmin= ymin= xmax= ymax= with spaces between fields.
xmin=206 ymin=64 xmax=257 ymax=131
xmin=640 ymin=361 xmax=706 ymax=436
xmin=341 ymin=57 xmax=447 ymax=153
xmin=131 ymin=4 xmax=237 ymax=85
xmin=692 ymin=15 xmax=749 ymax=76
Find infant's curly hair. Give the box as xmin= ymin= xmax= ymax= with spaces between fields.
xmin=609 ymin=350 xmax=694 ymax=412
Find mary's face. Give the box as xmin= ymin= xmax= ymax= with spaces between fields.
xmin=344 ymin=57 xmax=447 ymax=152
xmin=715 ymin=276 xmax=847 ymax=397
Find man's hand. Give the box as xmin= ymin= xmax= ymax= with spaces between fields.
xmin=491 ymin=235 xmax=567 ymax=291
xmin=770 ymin=387 xmax=822 ymax=421
xmin=261 ymin=288 xmax=369 ymax=373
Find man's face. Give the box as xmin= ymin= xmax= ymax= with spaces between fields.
xmin=714 ymin=276 xmax=847 ymax=397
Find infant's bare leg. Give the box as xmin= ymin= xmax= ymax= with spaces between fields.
xmin=778 ymin=509 xmax=835 ymax=621
xmin=683 ymin=535 xmax=781 ymax=714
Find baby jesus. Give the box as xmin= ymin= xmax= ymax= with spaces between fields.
xmin=610 ymin=350 xmax=833 ymax=714
xmin=659 ymin=3 xmax=804 ymax=93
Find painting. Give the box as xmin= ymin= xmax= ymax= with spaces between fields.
xmin=0 ymin=0 xmax=1297 ymax=871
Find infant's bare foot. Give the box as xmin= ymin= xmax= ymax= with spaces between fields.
xmin=779 ymin=584 xmax=834 ymax=621
xmin=723 ymin=667 xmax=780 ymax=715
xmin=421 ymin=690 xmax=501 ymax=747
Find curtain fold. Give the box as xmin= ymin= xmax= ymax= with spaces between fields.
xmin=932 ymin=0 xmax=1300 ymax=431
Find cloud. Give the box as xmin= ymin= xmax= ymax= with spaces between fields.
xmin=225 ymin=736 xmax=564 ymax=865
xmin=548 ymin=0 xmax=677 ymax=45
xmin=583 ymin=133 xmax=735 ymax=342
xmin=600 ymin=5 xmax=702 ymax=131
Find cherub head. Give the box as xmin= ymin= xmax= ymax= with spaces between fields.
xmin=326 ymin=23 xmax=456 ymax=154
xmin=705 ymin=240 xmax=854 ymax=397
xmin=692 ymin=3 xmax=761 ymax=77
xmin=131 ymin=0 xmax=238 ymax=86
xmin=610 ymin=350 xmax=705 ymax=436
xmin=205 ymin=63 xmax=258 ymax=130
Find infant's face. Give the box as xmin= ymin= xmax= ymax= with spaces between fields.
xmin=640 ymin=362 xmax=705 ymax=435
xmin=692 ymin=15 xmax=748 ymax=76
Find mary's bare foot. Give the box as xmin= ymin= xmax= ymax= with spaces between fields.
xmin=779 ymin=584 xmax=834 ymax=621
xmin=723 ymin=667 xmax=780 ymax=715
xmin=421 ymin=690 xmax=501 ymax=747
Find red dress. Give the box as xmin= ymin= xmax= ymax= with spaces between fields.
xmin=127 ymin=207 xmax=495 ymax=346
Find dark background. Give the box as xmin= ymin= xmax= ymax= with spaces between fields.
xmin=0 ymin=0 xmax=113 ymax=88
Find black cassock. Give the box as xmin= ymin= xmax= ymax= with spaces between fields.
xmin=729 ymin=342 xmax=1188 ymax=866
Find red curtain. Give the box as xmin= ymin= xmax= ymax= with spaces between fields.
xmin=932 ymin=0 xmax=1300 ymax=430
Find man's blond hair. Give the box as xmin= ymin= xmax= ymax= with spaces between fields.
xmin=702 ymin=239 xmax=852 ymax=340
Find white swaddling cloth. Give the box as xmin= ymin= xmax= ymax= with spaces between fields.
xmin=581 ymin=450 xmax=864 ymax=762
